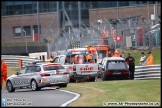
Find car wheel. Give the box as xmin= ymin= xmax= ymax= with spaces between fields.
xmin=31 ymin=80 xmax=41 ymax=91
xmin=59 ymin=84 xmax=67 ymax=88
xmin=6 ymin=81 xmax=15 ymax=92
xmin=101 ymin=73 xmax=106 ymax=81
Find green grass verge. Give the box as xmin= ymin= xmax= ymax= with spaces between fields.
xmin=60 ymin=80 xmax=160 ymax=106
xmin=123 ymin=49 xmax=161 ymax=66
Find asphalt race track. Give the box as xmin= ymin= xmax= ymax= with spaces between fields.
xmin=1 ymin=87 xmax=80 ymax=107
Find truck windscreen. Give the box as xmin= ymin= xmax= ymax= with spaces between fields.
xmin=97 ymin=50 xmax=106 ymax=59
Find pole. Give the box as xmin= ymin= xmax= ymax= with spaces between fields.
xmin=135 ymin=1 xmax=138 ymax=49
xmin=147 ymin=1 xmax=150 ymax=21
xmin=155 ymin=1 xmax=158 ymax=24
xmin=57 ymin=1 xmax=60 ymax=35
xmin=118 ymin=19 xmax=124 ymax=54
xmin=62 ymin=1 xmax=65 ymax=31
xmin=78 ymin=1 xmax=81 ymax=47
xmin=117 ymin=1 xmax=119 ymax=19
xmin=114 ymin=40 xmax=116 ymax=49
xmin=23 ymin=30 xmax=28 ymax=53
xmin=104 ymin=19 xmax=113 ymax=45
xmin=37 ymin=1 xmax=40 ymax=46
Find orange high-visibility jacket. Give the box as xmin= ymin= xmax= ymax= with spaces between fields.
xmin=1 ymin=61 xmax=7 ymax=75
xmin=86 ymin=54 xmax=93 ymax=60
xmin=146 ymin=55 xmax=154 ymax=66
xmin=112 ymin=54 xmax=119 ymax=57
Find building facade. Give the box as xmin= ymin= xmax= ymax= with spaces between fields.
xmin=1 ymin=1 xmax=161 ymax=43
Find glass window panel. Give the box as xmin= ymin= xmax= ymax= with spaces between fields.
xmin=32 ymin=1 xmax=37 ymax=13
xmin=23 ymin=26 xmax=31 ymax=36
xmin=64 ymin=2 xmax=70 ymax=10
xmin=90 ymin=2 xmax=98 ymax=8
xmin=42 ymin=2 xmax=48 ymax=12
xmin=23 ymin=3 xmax=32 ymax=14
xmin=13 ymin=26 xmax=21 ymax=37
xmin=48 ymin=1 xmax=56 ymax=12
xmin=102 ymin=2 xmax=109 ymax=8
xmin=81 ymin=10 xmax=88 ymax=20
xmin=6 ymin=1 xmax=13 ymax=6
xmin=7 ymin=5 xmax=14 ymax=15
xmin=97 ymin=2 xmax=102 ymax=8
xmin=13 ymin=4 xmax=22 ymax=15
xmin=129 ymin=1 xmax=135 ymax=6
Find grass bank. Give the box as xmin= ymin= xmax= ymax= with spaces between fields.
xmin=60 ymin=80 xmax=160 ymax=106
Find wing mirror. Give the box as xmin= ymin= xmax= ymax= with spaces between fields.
xmin=101 ymin=67 xmax=105 ymax=71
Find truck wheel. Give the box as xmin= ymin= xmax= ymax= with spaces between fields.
xmin=102 ymin=73 xmax=106 ymax=81
xmin=6 ymin=81 xmax=15 ymax=92
xmin=89 ymin=77 xmax=95 ymax=82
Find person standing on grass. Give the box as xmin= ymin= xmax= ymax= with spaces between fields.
xmin=139 ymin=52 xmax=146 ymax=66
xmin=1 ymin=59 xmax=8 ymax=89
xmin=125 ymin=53 xmax=135 ymax=80
xmin=146 ymin=52 xmax=154 ymax=66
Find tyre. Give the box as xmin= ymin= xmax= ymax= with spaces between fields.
xmin=89 ymin=77 xmax=95 ymax=82
xmin=101 ymin=73 xmax=106 ymax=81
xmin=59 ymin=84 xmax=67 ymax=88
xmin=31 ymin=80 xmax=41 ymax=91
xmin=6 ymin=81 xmax=15 ymax=92
xmin=97 ymin=71 xmax=101 ymax=78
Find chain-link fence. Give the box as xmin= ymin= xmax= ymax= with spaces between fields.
xmin=2 ymin=17 xmax=160 ymax=58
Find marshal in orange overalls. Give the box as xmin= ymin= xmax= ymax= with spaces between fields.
xmin=1 ymin=59 xmax=8 ymax=88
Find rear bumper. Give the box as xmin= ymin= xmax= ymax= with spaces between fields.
xmin=105 ymin=74 xmax=129 ymax=80
xmin=37 ymin=76 xmax=69 ymax=87
xmin=70 ymin=74 xmax=97 ymax=81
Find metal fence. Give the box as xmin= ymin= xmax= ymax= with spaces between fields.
xmin=1 ymin=18 xmax=161 ymax=58
xmin=134 ymin=64 xmax=161 ymax=80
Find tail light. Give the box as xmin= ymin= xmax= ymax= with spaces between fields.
xmin=98 ymin=65 xmax=100 ymax=71
xmin=56 ymin=70 xmax=60 ymax=75
xmin=105 ymin=71 xmax=112 ymax=75
xmin=40 ymin=73 xmax=50 ymax=76
xmin=64 ymin=72 xmax=69 ymax=74
xmin=73 ymin=65 xmax=76 ymax=71
xmin=122 ymin=72 xmax=129 ymax=75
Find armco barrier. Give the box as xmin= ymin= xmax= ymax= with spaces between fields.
xmin=2 ymin=55 xmax=41 ymax=67
xmin=134 ymin=64 xmax=161 ymax=80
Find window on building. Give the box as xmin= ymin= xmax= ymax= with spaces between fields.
xmin=13 ymin=26 xmax=21 ymax=37
xmin=48 ymin=1 xmax=56 ymax=12
xmin=13 ymin=1 xmax=23 ymax=15
xmin=33 ymin=25 xmax=41 ymax=34
xmin=23 ymin=1 xmax=32 ymax=14
xmin=32 ymin=1 xmax=37 ymax=13
xmin=6 ymin=1 xmax=14 ymax=15
xmin=23 ymin=26 xmax=31 ymax=36
xmin=41 ymin=2 xmax=49 ymax=12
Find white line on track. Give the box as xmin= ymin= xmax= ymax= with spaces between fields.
xmin=59 ymin=90 xmax=80 ymax=107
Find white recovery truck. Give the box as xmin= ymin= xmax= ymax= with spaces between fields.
xmin=52 ymin=49 xmax=99 ymax=82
